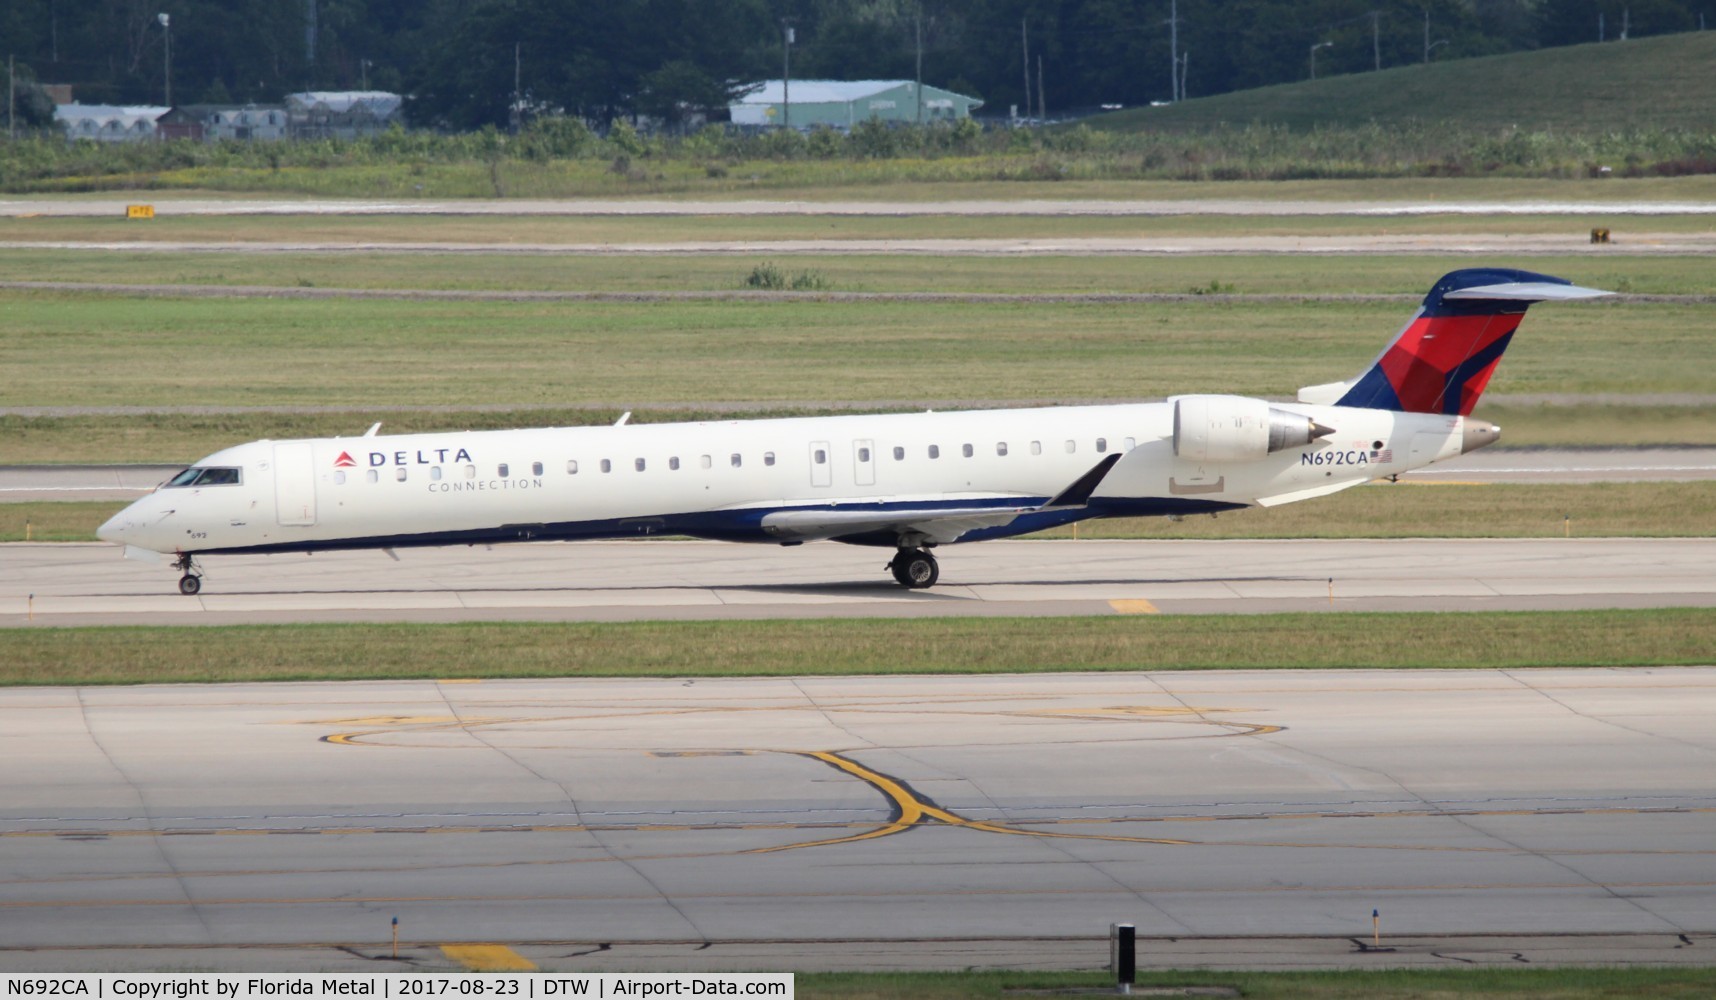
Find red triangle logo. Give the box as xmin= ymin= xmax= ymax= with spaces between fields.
xmin=334 ymin=451 xmax=357 ymax=468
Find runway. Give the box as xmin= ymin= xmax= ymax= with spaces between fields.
xmin=5 ymin=537 xmax=1714 ymax=625
xmin=1 ymin=668 xmax=1712 ymax=971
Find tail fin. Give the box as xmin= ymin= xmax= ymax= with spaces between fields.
xmin=1298 ymin=268 xmax=1609 ymax=415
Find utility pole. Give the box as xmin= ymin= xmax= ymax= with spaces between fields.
xmin=509 ymin=43 xmax=520 ymax=134
xmin=1621 ymin=7 xmax=1629 ymax=38
xmin=1165 ymin=0 xmax=1183 ymax=101
xmin=781 ymin=21 xmax=794 ymax=129
xmin=1423 ymin=10 xmax=1429 ymax=62
xmin=157 ymin=13 xmax=171 ymax=107
xmin=915 ymin=10 xmax=923 ymax=124
xmin=1599 ymin=12 xmax=1605 ymax=41
xmin=8 ymin=54 xmax=15 ymax=141
xmin=1020 ymin=18 xmax=1031 ymax=121
xmin=305 ymin=0 xmax=316 ymax=73
xmin=1370 ymin=11 xmax=1381 ymax=71
xmin=1179 ymin=51 xmax=1189 ymax=100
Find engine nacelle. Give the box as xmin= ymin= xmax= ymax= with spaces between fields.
xmin=1173 ymin=395 xmax=1333 ymax=464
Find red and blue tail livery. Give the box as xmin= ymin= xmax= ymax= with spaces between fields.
xmin=1309 ymin=268 xmax=1608 ymax=415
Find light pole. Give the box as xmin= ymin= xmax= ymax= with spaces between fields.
xmin=1310 ymin=40 xmax=1333 ymax=80
xmin=157 ymin=12 xmax=171 ymax=106
xmin=781 ymin=21 xmax=794 ymax=129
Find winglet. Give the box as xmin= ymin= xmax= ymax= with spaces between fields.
xmin=1045 ymin=454 xmax=1123 ymax=508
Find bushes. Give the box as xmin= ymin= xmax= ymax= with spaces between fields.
xmin=6 ymin=119 xmax=1716 ymax=194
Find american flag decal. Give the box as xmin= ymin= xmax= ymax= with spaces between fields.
xmin=1371 ymin=448 xmax=1393 ymax=463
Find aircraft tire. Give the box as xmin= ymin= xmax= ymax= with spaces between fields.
xmin=178 ymin=574 xmax=202 ymax=596
xmin=891 ymin=549 xmax=939 ymax=589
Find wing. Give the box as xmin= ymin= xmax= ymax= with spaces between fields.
xmin=757 ymin=454 xmax=1122 ymax=545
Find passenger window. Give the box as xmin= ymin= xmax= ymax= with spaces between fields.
xmin=568 ymin=460 xmax=579 ymax=474
xmin=700 ymin=455 xmax=712 ymax=469
xmin=731 ymin=453 xmax=742 ymax=467
xmin=334 ymin=471 xmax=346 ymax=485
xmin=1030 ymin=441 xmax=1042 ymax=455
xmin=1065 ymin=440 xmax=1076 ymax=453
xmin=814 ymin=449 xmax=827 ymax=464
xmin=961 ymin=443 xmax=974 ymax=458
xmin=464 ymin=464 xmax=476 ymax=479
xmin=928 ymin=445 xmax=940 ymax=459
xmin=1124 ymin=437 xmax=1136 ymax=450
xmin=601 ymin=459 xmax=612 ymax=473
xmin=893 ymin=446 xmax=905 ymax=461
xmin=997 ymin=442 xmax=1008 ymax=456
xmin=498 ymin=463 xmax=509 ymax=478
xmin=532 ymin=461 xmax=544 ymax=476
xmin=764 ymin=452 xmax=776 ymax=466
xmin=858 ymin=447 xmax=871 ymax=462
xmin=431 ymin=466 xmax=442 ymax=480
xmin=395 ymin=467 xmax=407 ymax=482
xmin=669 ymin=456 xmax=680 ymax=471
xmin=366 ymin=470 xmax=379 ymax=484
xmin=1096 ymin=438 xmax=1108 ymax=453
xmin=635 ymin=458 xmax=646 ymax=472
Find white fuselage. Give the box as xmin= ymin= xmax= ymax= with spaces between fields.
xmin=99 ymin=400 xmax=1475 ymax=558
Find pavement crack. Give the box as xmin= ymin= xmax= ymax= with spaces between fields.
xmin=430 ymin=682 xmax=711 ymax=944
xmin=73 ymin=688 xmax=218 ymax=944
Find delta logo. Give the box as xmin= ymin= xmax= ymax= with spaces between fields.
xmin=333 ymin=451 xmax=358 ymax=468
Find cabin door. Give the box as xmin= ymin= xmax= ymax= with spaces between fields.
xmin=809 ymin=441 xmax=832 ymax=488
xmin=273 ymin=442 xmax=317 ymax=526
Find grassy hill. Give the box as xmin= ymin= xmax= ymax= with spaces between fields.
xmin=1090 ymin=31 xmax=1716 ymax=133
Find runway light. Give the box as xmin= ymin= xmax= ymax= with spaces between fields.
xmin=392 ymin=915 xmax=399 ymax=958
xmin=1373 ymin=908 xmax=1380 ymax=946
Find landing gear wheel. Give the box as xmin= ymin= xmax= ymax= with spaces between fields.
xmin=889 ymin=549 xmax=939 ymax=589
xmin=178 ymin=574 xmax=202 ymax=596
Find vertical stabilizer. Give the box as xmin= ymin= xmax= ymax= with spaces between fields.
xmin=1301 ymin=268 xmax=1608 ymax=415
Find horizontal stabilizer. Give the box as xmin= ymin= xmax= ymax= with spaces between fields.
xmin=1443 ymin=282 xmax=1610 ymax=302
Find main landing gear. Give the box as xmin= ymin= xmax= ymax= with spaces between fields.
xmin=173 ymin=553 xmax=203 ymax=596
xmin=888 ymin=548 xmax=939 ymax=589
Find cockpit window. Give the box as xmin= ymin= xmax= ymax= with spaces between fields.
xmin=164 ymin=467 xmax=242 ymax=488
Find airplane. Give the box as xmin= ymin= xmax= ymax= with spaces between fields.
xmin=98 ymin=268 xmax=1608 ymax=595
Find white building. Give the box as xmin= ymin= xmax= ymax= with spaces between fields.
xmin=730 ymin=80 xmax=982 ymax=129
xmin=55 ymin=104 xmax=170 ymax=142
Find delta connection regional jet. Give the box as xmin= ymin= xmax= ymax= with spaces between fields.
xmin=100 ymin=268 xmax=1607 ymax=595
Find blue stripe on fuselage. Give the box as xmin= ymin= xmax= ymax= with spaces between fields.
xmin=196 ymin=496 xmax=1245 ymax=556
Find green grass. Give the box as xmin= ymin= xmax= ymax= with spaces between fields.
xmin=4 ymin=250 xmax=1716 ymax=295
xmin=2 ymin=295 xmax=1707 ymax=412
xmin=6 ymin=210 xmax=1716 ymax=246
xmin=12 ymin=483 xmax=1713 ymax=543
xmin=19 ymin=175 xmax=1716 ymax=203
xmin=1095 ymin=32 xmax=1716 ymax=133
xmin=797 ymin=967 xmax=1716 ymax=1000
xmin=5 ymin=609 xmax=1712 ymax=685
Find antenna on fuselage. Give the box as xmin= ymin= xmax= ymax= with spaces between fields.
xmin=614 ymin=411 xmax=632 ymax=426
xmin=363 ymin=422 xmax=382 ymax=437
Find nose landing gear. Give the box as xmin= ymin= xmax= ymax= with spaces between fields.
xmin=173 ymin=553 xmax=203 ymax=596
xmin=888 ymin=548 xmax=939 ymax=589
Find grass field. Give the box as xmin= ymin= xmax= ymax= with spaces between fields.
xmin=2 ymin=295 xmax=1706 ymax=410
xmin=10 ymin=482 xmax=1713 ymax=543
xmin=4 ymin=608 xmax=1710 ymax=685
xmin=1096 ymin=32 xmax=1716 ymax=133
xmin=797 ymin=967 xmax=1716 ymax=1000
xmin=5 ymin=210 xmax=1716 ymax=245
xmin=17 ymin=175 xmax=1716 ymax=203
xmin=3 ymin=250 xmax=1716 ymax=296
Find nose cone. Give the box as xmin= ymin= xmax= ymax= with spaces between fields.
xmin=97 ymin=510 xmax=131 ymax=544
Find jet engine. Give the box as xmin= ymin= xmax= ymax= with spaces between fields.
xmin=1173 ymin=395 xmax=1333 ymax=464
